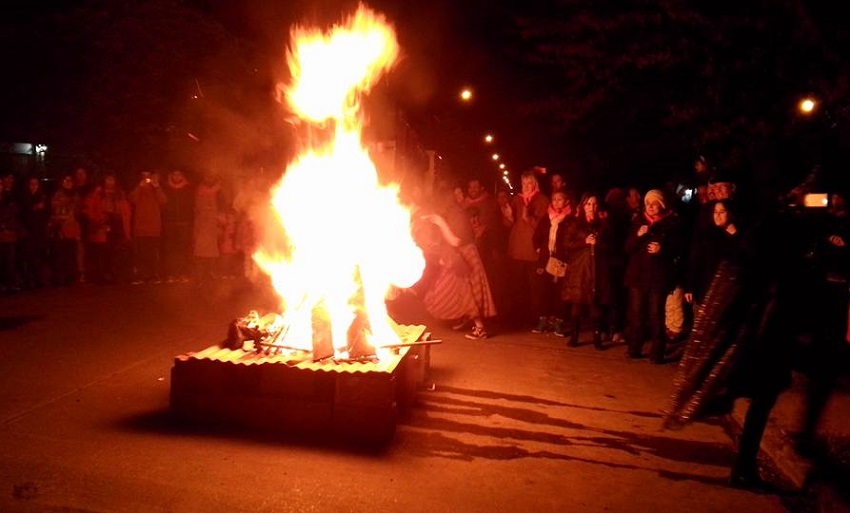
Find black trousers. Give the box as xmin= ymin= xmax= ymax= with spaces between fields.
xmin=734 ymin=389 xmax=779 ymax=476
xmin=134 ymin=236 xmax=161 ymax=281
xmin=626 ymin=287 xmax=667 ymax=358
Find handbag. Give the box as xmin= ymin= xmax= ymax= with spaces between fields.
xmin=545 ymin=256 xmax=567 ymax=277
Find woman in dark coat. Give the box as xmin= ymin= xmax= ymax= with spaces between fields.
xmin=560 ymin=192 xmax=614 ymax=348
xmin=624 ymin=189 xmax=683 ymax=362
xmin=684 ymin=200 xmax=745 ymax=306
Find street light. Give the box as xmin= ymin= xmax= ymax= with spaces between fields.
xmin=484 ymin=134 xmax=493 ymax=143
xmin=491 ymin=153 xmax=499 ymax=161
xmin=799 ymin=97 xmax=816 ymax=115
xmin=460 ymin=88 xmax=472 ymax=101
xmin=499 ymin=163 xmax=505 ymax=169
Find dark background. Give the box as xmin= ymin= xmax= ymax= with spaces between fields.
xmin=1 ymin=0 xmax=849 ymax=196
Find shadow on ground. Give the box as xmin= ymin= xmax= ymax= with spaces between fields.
xmin=0 ymin=315 xmax=44 ymax=331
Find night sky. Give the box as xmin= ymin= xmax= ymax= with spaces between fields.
xmin=1 ymin=0 xmax=848 ymax=194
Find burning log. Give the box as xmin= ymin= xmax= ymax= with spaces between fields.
xmin=225 ymin=310 xmax=283 ymax=350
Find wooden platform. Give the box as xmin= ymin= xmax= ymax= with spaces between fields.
xmin=169 ymin=327 xmax=431 ymax=443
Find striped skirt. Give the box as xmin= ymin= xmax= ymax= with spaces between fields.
xmin=423 ymin=243 xmax=497 ymax=321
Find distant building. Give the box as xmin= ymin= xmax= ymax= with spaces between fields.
xmin=0 ymin=141 xmax=48 ymax=176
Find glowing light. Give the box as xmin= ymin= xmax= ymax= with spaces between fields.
xmin=799 ymin=97 xmax=816 ymax=114
xmin=491 ymin=153 xmax=499 ymax=161
xmin=460 ymin=88 xmax=472 ymax=101
xmin=499 ymin=163 xmax=505 ymax=169
xmin=484 ymin=134 xmax=493 ymax=143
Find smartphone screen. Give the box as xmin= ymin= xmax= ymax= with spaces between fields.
xmin=803 ymin=193 xmax=829 ymax=208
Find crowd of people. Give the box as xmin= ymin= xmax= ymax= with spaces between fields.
xmin=0 ymin=167 xmax=261 ymax=293
xmin=405 ymin=157 xmax=849 ymax=366
xmin=2 ymin=159 xmax=848 ymax=369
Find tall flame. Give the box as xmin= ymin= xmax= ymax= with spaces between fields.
xmin=254 ymin=5 xmax=425 ymax=358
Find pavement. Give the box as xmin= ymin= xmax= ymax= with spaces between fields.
xmin=0 ymin=280 xmax=847 ymax=512
xmin=728 ymin=374 xmax=850 ymax=513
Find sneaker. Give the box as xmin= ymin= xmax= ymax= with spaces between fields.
xmin=465 ymin=326 xmax=488 ymax=340
xmin=552 ymin=319 xmax=566 ymax=337
xmin=532 ymin=317 xmax=548 ymax=334
xmin=452 ymin=318 xmax=469 ymax=331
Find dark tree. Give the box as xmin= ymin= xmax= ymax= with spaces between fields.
xmin=511 ymin=0 xmax=850 ymax=191
xmin=0 ymin=0 xmax=288 ymax=179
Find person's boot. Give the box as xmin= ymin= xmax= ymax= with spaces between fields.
xmin=532 ymin=316 xmax=548 ymax=334
xmin=593 ymin=330 xmax=604 ymax=350
xmin=650 ymin=339 xmax=667 ymax=364
xmin=568 ymin=317 xmax=580 ymax=347
xmin=552 ymin=318 xmax=565 ymax=337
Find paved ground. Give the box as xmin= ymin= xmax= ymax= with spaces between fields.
xmin=0 ymin=281 xmax=804 ymax=512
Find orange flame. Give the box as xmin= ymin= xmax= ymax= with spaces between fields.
xmin=254 ymin=5 xmax=424 ymax=358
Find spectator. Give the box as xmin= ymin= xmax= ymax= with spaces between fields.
xmin=0 ymin=172 xmax=20 ymax=292
xmin=506 ymin=170 xmax=550 ymax=328
xmin=530 ymin=190 xmax=572 ymax=336
xmin=193 ymin=173 xmax=226 ymax=284
xmin=604 ymin=187 xmax=630 ymax=342
xmin=561 ymin=192 xmax=614 ymax=349
xmin=84 ymin=173 xmax=132 ymax=284
xmin=73 ymin=167 xmax=93 ymax=282
xmin=129 ymin=171 xmax=167 ymax=283
xmin=685 ymin=200 xmax=744 ymax=306
xmin=162 ymin=169 xmax=193 ymax=282
xmin=18 ymin=177 xmax=50 ymax=289
xmin=625 ymin=187 xmax=642 ymax=219
xmin=624 ymin=189 xmax=683 ymax=363
xmin=49 ymin=175 xmax=82 ymax=286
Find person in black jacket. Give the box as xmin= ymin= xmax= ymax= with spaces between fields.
xmin=624 ymin=189 xmax=683 ymax=362
xmin=684 ymin=199 xmax=745 ymax=306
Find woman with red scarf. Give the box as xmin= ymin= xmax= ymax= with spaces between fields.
xmin=624 ymin=189 xmax=683 ymax=362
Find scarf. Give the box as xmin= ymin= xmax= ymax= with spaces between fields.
xmin=169 ymin=175 xmax=189 ymax=189
xmin=643 ymin=209 xmax=671 ymax=226
xmin=519 ymin=188 xmax=539 ymax=206
xmin=548 ymin=205 xmax=567 ymax=253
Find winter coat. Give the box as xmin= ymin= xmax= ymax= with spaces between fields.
xmin=685 ymin=223 xmax=745 ymax=303
xmin=129 ymin=184 xmax=166 ymax=237
xmin=163 ymin=182 xmax=194 ymax=225
xmin=507 ymin=192 xmax=549 ymax=261
xmin=624 ymin=211 xmax=683 ymax=292
xmin=194 ymin=183 xmax=226 ymax=258
xmin=49 ymin=189 xmax=81 ymax=240
xmin=560 ymin=215 xmax=614 ymax=306
xmin=531 ymin=213 xmax=569 ymax=268
xmin=84 ymin=187 xmax=132 ymax=243
xmin=0 ymin=190 xmax=19 ymax=243
xmin=19 ymin=189 xmax=50 ymax=241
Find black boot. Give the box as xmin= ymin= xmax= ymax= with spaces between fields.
xmin=593 ymin=330 xmax=604 ymax=350
xmin=568 ymin=317 xmax=580 ymax=347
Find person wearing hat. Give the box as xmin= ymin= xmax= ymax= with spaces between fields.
xmin=623 ymin=189 xmax=683 ymax=362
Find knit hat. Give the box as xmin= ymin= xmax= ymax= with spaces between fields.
xmin=644 ymin=189 xmax=666 ymax=210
